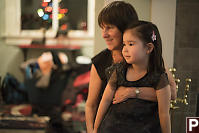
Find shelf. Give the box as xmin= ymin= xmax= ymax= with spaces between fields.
xmin=19 ymin=44 xmax=81 ymax=50
xmin=18 ymin=44 xmax=81 ymax=61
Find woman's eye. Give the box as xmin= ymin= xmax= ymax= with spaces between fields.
xmin=122 ymin=44 xmax=126 ymax=47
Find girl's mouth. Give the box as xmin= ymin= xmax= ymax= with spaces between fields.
xmin=124 ymin=56 xmax=130 ymax=58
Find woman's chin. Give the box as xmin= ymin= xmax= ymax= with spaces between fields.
xmin=107 ymin=46 xmax=122 ymax=51
xmin=107 ymin=46 xmax=114 ymax=51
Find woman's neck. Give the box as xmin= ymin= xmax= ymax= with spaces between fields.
xmin=111 ymin=50 xmax=124 ymax=63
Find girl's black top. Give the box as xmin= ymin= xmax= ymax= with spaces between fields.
xmin=99 ymin=63 xmax=169 ymax=133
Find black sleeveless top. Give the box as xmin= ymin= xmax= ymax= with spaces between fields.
xmin=99 ymin=63 xmax=169 ymax=133
xmin=91 ymin=49 xmax=113 ymax=98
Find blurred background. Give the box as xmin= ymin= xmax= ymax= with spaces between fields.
xmin=0 ymin=0 xmax=198 ymax=133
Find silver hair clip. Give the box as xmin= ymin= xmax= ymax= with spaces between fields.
xmin=152 ymin=31 xmax=156 ymax=42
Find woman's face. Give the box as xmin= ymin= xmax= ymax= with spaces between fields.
xmin=122 ymin=29 xmax=148 ymax=64
xmin=101 ymin=24 xmax=122 ymax=50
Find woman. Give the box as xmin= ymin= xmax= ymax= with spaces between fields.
xmin=85 ymin=1 xmax=176 ymax=133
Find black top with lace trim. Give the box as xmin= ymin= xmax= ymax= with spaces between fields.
xmin=99 ymin=62 xmax=169 ymax=133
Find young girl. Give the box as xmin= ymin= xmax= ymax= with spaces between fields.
xmin=93 ymin=21 xmax=171 ymax=133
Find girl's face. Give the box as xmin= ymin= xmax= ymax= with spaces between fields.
xmin=122 ymin=29 xmax=149 ymax=64
xmin=101 ymin=24 xmax=122 ymax=50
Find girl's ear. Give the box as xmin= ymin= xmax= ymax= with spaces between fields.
xmin=146 ymin=43 xmax=154 ymax=54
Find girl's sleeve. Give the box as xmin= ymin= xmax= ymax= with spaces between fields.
xmin=105 ymin=64 xmax=119 ymax=90
xmin=108 ymin=69 xmax=117 ymax=89
xmin=156 ymin=73 xmax=169 ymax=90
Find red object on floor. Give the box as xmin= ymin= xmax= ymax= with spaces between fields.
xmin=19 ymin=105 xmax=32 ymax=116
xmin=64 ymin=99 xmax=72 ymax=105
xmin=73 ymin=71 xmax=90 ymax=87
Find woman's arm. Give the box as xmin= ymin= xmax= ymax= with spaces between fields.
xmin=113 ymin=66 xmax=177 ymax=104
xmin=113 ymin=86 xmax=157 ymax=104
xmin=86 ymin=64 xmax=102 ymax=133
xmin=94 ymin=82 xmax=116 ymax=132
xmin=156 ymin=85 xmax=171 ymax=133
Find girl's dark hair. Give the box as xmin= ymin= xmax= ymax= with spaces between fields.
xmin=125 ymin=21 xmax=165 ymax=73
xmin=98 ymin=1 xmax=138 ymax=33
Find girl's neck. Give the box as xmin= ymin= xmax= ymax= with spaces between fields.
xmin=131 ymin=59 xmax=149 ymax=73
xmin=111 ymin=50 xmax=124 ymax=63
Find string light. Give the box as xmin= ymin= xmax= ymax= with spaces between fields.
xmin=42 ymin=14 xmax=49 ymax=20
xmin=58 ymin=14 xmax=65 ymax=19
xmin=42 ymin=2 xmax=48 ymax=7
xmin=59 ymin=8 xmax=68 ymax=14
xmin=37 ymin=0 xmax=67 ymax=22
xmin=37 ymin=9 xmax=44 ymax=17
xmin=45 ymin=6 xmax=53 ymax=12
xmin=60 ymin=24 xmax=68 ymax=30
xmin=44 ymin=0 xmax=51 ymax=2
xmin=49 ymin=3 xmax=52 ymax=7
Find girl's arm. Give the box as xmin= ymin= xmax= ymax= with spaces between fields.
xmin=94 ymin=82 xmax=116 ymax=131
xmin=165 ymin=66 xmax=177 ymax=100
xmin=156 ymin=84 xmax=171 ymax=133
xmin=86 ymin=64 xmax=102 ymax=133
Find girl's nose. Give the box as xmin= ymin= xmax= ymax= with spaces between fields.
xmin=122 ymin=46 xmax=128 ymax=52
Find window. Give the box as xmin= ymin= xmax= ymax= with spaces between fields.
xmin=1 ymin=0 xmax=95 ymax=45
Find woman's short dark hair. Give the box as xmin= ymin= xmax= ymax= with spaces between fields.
xmin=98 ymin=1 xmax=138 ymax=33
xmin=125 ymin=21 xmax=165 ymax=73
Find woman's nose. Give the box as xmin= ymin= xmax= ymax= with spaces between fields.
xmin=102 ymin=29 xmax=109 ymax=38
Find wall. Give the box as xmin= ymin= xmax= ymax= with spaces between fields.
xmin=171 ymin=0 xmax=199 ymax=133
xmin=125 ymin=0 xmax=151 ymax=21
xmin=0 ymin=0 xmax=24 ymax=82
xmin=0 ymin=40 xmax=24 ymax=82
xmin=151 ymin=0 xmax=176 ymax=68
xmin=93 ymin=0 xmax=105 ymax=55
xmin=0 ymin=0 xmax=5 ymax=37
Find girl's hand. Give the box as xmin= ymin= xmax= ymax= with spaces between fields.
xmin=113 ymin=86 xmax=135 ymax=104
xmin=93 ymin=128 xmax=98 ymax=133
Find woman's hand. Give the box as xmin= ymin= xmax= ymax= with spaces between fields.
xmin=113 ymin=86 xmax=157 ymax=104
xmin=113 ymin=86 xmax=135 ymax=104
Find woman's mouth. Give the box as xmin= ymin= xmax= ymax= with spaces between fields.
xmin=106 ymin=40 xmax=113 ymax=45
xmin=105 ymin=39 xmax=113 ymax=42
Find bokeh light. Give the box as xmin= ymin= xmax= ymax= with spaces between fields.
xmin=37 ymin=9 xmax=44 ymax=17
xmin=58 ymin=14 xmax=65 ymax=19
xmin=44 ymin=0 xmax=51 ymax=2
xmin=45 ymin=6 xmax=53 ymax=12
xmin=42 ymin=14 xmax=49 ymax=20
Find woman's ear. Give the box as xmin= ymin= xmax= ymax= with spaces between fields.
xmin=146 ymin=43 xmax=154 ymax=54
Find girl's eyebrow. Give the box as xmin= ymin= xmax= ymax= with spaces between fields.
xmin=123 ymin=40 xmax=136 ymax=43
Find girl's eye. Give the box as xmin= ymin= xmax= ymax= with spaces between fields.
xmin=129 ymin=43 xmax=134 ymax=46
xmin=106 ymin=26 xmax=110 ymax=29
xmin=122 ymin=44 xmax=126 ymax=47
xmin=108 ymin=26 xmax=113 ymax=29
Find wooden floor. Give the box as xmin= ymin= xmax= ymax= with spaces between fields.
xmin=0 ymin=129 xmax=45 ymax=133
